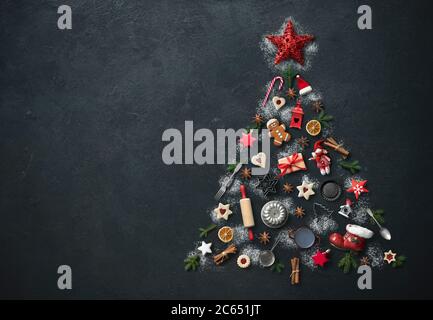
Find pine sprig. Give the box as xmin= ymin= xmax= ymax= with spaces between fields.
xmin=227 ymin=163 xmax=238 ymax=172
xmin=392 ymin=255 xmax=406 ymax=268
xmin=370 ymin=209 xmax=385 ymax=225
xmin=199 ymin=224 xmax=217 ymax=238
xmin=316 ymin=110 xmax=333 ymax=128
xmin=283 ymin=67 xmax=294 ymax=88
xmin=338 ymin=252 xmax=358 ymax=274
xmin=271 ymin=261 xmax=285 ymax=273
xmin=184 ymin=255 xmax=200 ymax=271
xmin=339 ymin=159 xmax=362 ymax=174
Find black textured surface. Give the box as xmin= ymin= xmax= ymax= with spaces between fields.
xmin=1 ymin=0 xmax=433 ymax=299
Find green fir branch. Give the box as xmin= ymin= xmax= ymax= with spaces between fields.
xmin=227 ymin=163 xmax=238 ymax=172
xmin=199 ymin=224 xmax=217 ymax=238
xmin=338 ymin=252 xmax=358 ymax=274
xmin=283 ymin=67 xmax=294 ymax=88
xmin=370 ymin=209 xmax=385 ymax=225
xmin=184 ymin=255 xmax=200 ymax=271
xmin=392 ymin=255 xmax=406 ymax=268
xmin=271 ymin=261 xmax=285 ymax=273
xmin=338 ymin=160 xmax=362 ymax=174
xmin=316 ymin=110 xmax=334 ymax=128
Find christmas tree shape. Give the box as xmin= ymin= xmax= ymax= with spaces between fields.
xmin=185 ymin=18 xmax=404 ymax=279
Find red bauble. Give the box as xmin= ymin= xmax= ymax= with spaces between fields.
xmin=266 ymin=20 xmax=314 ymax=65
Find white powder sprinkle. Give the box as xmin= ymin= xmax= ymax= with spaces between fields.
xmin=232 ymin=224 xmax=249 ymax=246
xmin=277 ymin=228 xmax=297 ymax=249
xmin=276 ymin=141 xmax=302 ymax=159
xmin=300 ymin=247 xmax=318 ymax=270
xmin=366 ymin=242 xmax=385 ymax=269
xmin=308 ymin=214 xmax=338 ymax=235
xmin=240 ymin=245 xmax=262 ymax=266
xmin=351 ymin=198 xmax=371 ymax=224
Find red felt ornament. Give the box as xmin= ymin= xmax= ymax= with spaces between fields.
xmin=312 ymin=249 xmax=330 ymax=267
xmin=266 ymin=20 xmax=314 ymax=65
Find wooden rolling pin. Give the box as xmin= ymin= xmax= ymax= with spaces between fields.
xmin=240 ymin=184 xmax=255 ymax=240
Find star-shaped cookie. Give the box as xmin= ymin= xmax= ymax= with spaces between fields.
xmin=214 ymin=203 xmax=232 ymax=220
xmin=384 ymin=250 xmax=397 ymax=264
xmin=297 ymin=181 xmax=315 ymax=200
xmin=197 ymin=241 xmax=212 ymax=256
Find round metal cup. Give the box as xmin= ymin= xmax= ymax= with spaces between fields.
xmin=260 ymin=201 xmax=288 ymax=228
xmin=293 ymin=227 xmax=316 ymax=249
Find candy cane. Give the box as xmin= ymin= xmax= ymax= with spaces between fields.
xmin=261 ymin=76 xmax=284 ymax=108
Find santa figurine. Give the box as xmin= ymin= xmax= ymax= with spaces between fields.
xmin=329 ymin=224 xmax=374 ymax=252
xmin=309 ymin=140 xmax=331 ymax=175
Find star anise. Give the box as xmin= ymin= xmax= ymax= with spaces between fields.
xmin=253 ymin=114 xmax=264 ymax=125
xmin=360 ymin=256 xmax=370 ymax=266
xmin=258 ymin=231 xmax=271 ymax=245
xmin=240 ymin=167 xmax=252 ymax=179
xmin=287 ymin=88 xmax=297 ymax=100
xmin=312 ymin=100 xmax=324 ymax=113
xmin=283 ymin=183 xmax=294 ymax=194
xmin=296 ymin=136 xmax=309 ymax=150
xmin=294 ymin=207 xmax=305 ymax=218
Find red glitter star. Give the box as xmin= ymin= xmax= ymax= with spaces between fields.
xmin=312 ymin=250 xmax=329 ymax=267
xmin=266 ymin=20 xmax=314 ymax=65
xmin=239 ymin=132 xmax=256 ymax=148
xmin=346 ymin=179 xmax=369 ymax=200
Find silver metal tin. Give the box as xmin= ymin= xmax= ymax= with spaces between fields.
xmin=260 ymin=201 xmax=288 ymax=228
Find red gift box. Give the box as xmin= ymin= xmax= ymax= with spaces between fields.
xmin=277 ymin=153 xmax=307 ymax=177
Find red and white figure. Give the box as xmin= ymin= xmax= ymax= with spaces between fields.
xmin=309 ymin=140 xmax=331 ymax=175
xmin=329 ymin=224 xmax=374 ymax=252
xmin=296 ymin=74 xmax=312 ymax=95
xmin=346 ymin=179 xmax=369 ymax=200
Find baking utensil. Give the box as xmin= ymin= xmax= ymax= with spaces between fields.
xmin=214 ymin=162 xmax=242 ymax=201
xmin=239 ymin=184 xmax=255 ymax=240
xmin=260 ymin=201 xmax=288 ymax=228
xmin=259 ymin=235 xmax=281 ymax=267
xmin=290 ymin=227 xmax=318 ymax=249
xmin=367 ymin=209 xmax=391 ymax=240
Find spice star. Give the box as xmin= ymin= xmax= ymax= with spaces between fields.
xmin=283 ymin=183 xmax=294 ymax=194
xmin=253 ymin=114 xmax=263 ymax=125
xmin=287 ymin=87 xmax=297 ymax=99
xmin=360 ymin=256 xmax=370 ymax=266
xmin=384 ymin=250 xmax=397 ymax=264
xmin=346 ymin=179 xmax=369 ymax=200
xmin=258 ymin=231 xmax=271 ymax=245
xmin=294 ymin=207 xmax=305 ymax=218
xmin=266 ymin=20 xmax=314 ymax=65
xmin=239 ymin=132 xmax=257 ymax=148
xmin=240 ymin=167 xmax=252 ymax=180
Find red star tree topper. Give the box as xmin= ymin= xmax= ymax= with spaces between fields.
xmin=266 ymin=20 xmax=314 ymax=65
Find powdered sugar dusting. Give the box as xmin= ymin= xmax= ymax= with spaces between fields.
xmin=240 ymin=245 xmax=262 ymax=266
xmin=366 ymin=242 xmax=385 ymax=269
xmin=300 ymin=247 xmax=318 ymax=270
xmin=276 ymin=141 xmax=302 ymax=159
xmin=232 ymin=224 xmax=249 ymax=246
xmin=308 ymin=214 xmax=338 ymax=235
xmin=301 ymin=174 xmax=319 ymax=189
xmin=351 ymin=198 xmax=371 ymax=224
xmin=278 ymin=228 xmax=297 ymax=249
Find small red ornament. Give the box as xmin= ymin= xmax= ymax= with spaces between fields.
xmin=266 ymin=20 xmax=314 ymax=65
xmin=239 ymin=132 xmax=257 ymax=148
xmin=346 ymin=179 xmax=369 ymax=200
xmin=312 ymin=249 xmax=330 ymax=267
xmin=289 ymin=100 xmax=304 ymax=129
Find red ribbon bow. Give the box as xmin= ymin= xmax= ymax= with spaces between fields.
xmin=277 ymin=153 xmax=306 ymax=177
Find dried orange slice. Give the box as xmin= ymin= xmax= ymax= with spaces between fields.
xmin=218 ymin=226 xmax=234 ymax=243
xmin=306 ymin=120 xmax=321 ymax=136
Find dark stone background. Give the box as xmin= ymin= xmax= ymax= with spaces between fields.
xmin=0 ymin=0 xmax=432 ymax=299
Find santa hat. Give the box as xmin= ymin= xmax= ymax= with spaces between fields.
xmin=296 ymin=74 xmax=312 ymax=95
xmin=346 ymin=224 xmax=374 ymax=239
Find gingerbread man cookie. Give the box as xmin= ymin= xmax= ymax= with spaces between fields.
xmin=266 ymin=118 xmax=291 ymax=147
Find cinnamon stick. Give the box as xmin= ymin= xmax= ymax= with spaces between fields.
xmin=290 ymin=257 xmax=300 ymax=285
xmin=324 ymin=137 xmax=350 ymax=159
xmin=213 ymin=244 xmax=237 ymax=265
